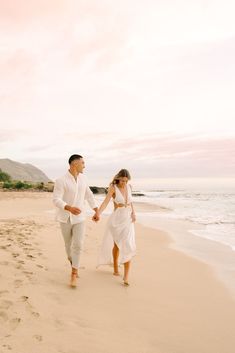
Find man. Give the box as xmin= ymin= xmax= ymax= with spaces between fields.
xmin=53 ymin=154 xmax=99 ymax=288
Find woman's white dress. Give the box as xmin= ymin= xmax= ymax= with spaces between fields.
xmin=97 ymin=184 xmax=136 ymax=266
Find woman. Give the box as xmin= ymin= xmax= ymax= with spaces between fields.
xmin=94 ymin=169 xmax=136 ymax=286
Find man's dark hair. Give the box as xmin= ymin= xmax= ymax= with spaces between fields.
xmin=68 ymin=154 xmax=83 ymax=164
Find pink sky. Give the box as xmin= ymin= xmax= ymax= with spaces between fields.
xmin=0 ymin=0 xmax=235 ymax=179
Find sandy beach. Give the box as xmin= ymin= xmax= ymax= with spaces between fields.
xmin=1 ymin=191 xmax=235 ymax=353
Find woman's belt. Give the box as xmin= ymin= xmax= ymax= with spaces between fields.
xmin=114 ymin=202 xmax=131 ymax=208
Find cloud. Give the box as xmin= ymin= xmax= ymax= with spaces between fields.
xmin=23 ymin=133 xmax=235 ymax=179
xmin=0 ymin=129 xmax=28 ymax=144
xmin=1 ymin=131 xmax=235 ymax=179
xmin=0 ymin=0 xmax=67 ymax=27
xmin=1 ymin=1 xmax=235 ymax=136
xmin=86 ymin=133 xmax=235 ymax=177
xmin=0 ymin=1 xmax=235 ymax=180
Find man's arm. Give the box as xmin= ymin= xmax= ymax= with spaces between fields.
xmin=84 ymin=183 xmax=100 ymax=221
xmin=52 ymin=179 xmax=67 ymax=210
xmin=64 ymin=204 xmax=81 ymax=215
xmin=85 ymin=184 xmax=97 ymax=210
xmin=53 ymin=179 xmax=81 ymax=215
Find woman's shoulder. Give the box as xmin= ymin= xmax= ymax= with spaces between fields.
xmin=108 ymin=183 xmax=116 ymax=193
xmin=109 ymin=183 xmax=115 ymax=190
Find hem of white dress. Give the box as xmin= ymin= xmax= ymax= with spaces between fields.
xmin=96 ymin=252 xmax=136 ymax=267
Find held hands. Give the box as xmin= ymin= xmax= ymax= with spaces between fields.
xmin=92 ymin=211 xmax=100 ymax=222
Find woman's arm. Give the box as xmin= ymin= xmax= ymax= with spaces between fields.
xmin=129 ymin=184 xmax=136 ymax=222
xmin=130 ymin=202 xmax=136 ymax=222
xmin=98 ymin=185 xmax=115 ymax=215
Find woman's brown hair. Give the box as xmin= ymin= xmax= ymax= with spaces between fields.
xmin=110 ymin=169 xmax=131 ymax=185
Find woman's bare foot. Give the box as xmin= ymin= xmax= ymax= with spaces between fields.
xmin=70 ymin=269 xmax=78 ymax=288
xmin=123 ymin=277 xmax=130 ymax=286
xmin=113 ymin=272 xmax=120 ymax=276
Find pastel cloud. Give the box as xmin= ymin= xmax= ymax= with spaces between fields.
xmin=17 ymin=133 xmax=235 ymax=179
xmin=0 ymin=0 xmax=67 ymax=25
xmin=0 ymin=1 xmax=235 ymax=180
xmin=0 ymin=129 xmax=28 ymax=143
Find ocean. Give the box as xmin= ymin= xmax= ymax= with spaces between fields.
xmin=94 ymin=177 xmax=235 ymax=252
xmin=134 ymin=188 xmax=235 ymax=252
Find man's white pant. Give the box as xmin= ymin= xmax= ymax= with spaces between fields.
xmin=60 ymin=219 xmax=85 ymax=270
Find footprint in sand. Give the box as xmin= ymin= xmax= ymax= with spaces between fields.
xmin=22 ymin=271 xmax=34 ymax=280
xmin=33 ymin=335 xmax=43 ymax=342
xmin=0 ymin=261 xmax=9 ymax=266
xmin=36 ymin=264 xmax=44 ymax=269
xmin=14 ymin=280 xmax=23 ymax=288
xmin=17 ymin=232 xmax=25 ymax=237
xmin=26 ymin=255 xmax=36 ymax=260
xmin=9 ymin=317 xmax=21 ymax=330
xmin=2 ymin=344 xmax=12 ymax=350
xmin=0 ymin=300 xmax=13 ymax=310
xmin=31 ymin=311 xmax=40 ymax=318
xmin=37 ymin=264 xmax=48 ymax=271
xmin=11 ymin=253 xmax=20 ymax=258
xmin=23 ymin=247 xmax=33 ymax=252
xmin=20 ymin=296 xmax=29 ymax=302
xmin=0 ymin=311 xmax=8 ymax=323
xmin=0 ymin=290 xmax=9 ymax=296
xmin=15 ymin=264 xmax=24 ymax=270
xmin=22 ymin=242 xmax=31 ymax=246
xmin=23 ymin=271 xmax=34 ymax=275
xmin=22 ymin=297 xmax=40 ymax=319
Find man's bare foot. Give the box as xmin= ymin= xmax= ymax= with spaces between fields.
xmin=69 ymin=259 xmax=79 ymax=278
xmin=70 ymin=269 xmax=78 ymax=288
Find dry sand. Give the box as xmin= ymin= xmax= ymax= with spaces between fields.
xmin=0 ymin=191 xmax=235 ymax=353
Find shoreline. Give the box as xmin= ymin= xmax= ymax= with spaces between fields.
xmin=133 ymin=200 xmax=235 ymax=298
xmin=1 ymin=191 xmax=235 ymax=296
xmin=1 ymin=192 xmax=235 ymax=352
xmin=139 ymin=214 xmax=235 ymax=297
xmin=1 ymin=190 xmax=235 ymax=295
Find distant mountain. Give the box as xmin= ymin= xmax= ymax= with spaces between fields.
xmin=0 ymin=159 xmax=50 ymax=182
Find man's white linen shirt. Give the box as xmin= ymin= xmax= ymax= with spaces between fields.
xmin=53 ymin=171 xmax=97 ymax=224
